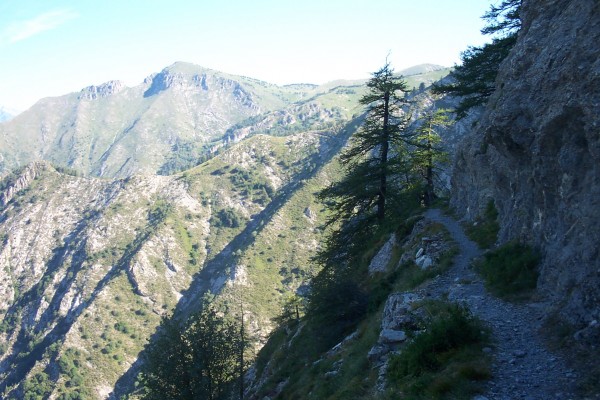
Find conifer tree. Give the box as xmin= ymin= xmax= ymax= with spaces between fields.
xmin=308 ymin=62 xmax=411 ymax=341
xmin=319 ymin=61 xmax=411 ymax=232
xmin=412 ymin=108 xmax=451 ymax=206
xmin=140 ymin=298 xmax=248 ymax=400
xmin=433 ymin=0 xmax=521 ymax=118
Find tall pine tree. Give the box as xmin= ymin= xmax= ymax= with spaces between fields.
xmin=320 ymin=62 xmax=411 ymax=223
xmin=412 ymin=108 xmax=451 ymax=206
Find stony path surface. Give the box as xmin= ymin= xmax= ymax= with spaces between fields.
xmin=423 ymin=209 xmax=579 ymax=400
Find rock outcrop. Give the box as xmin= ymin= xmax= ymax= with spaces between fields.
xmin=451 ymin=0 xmax=600 ymax=325
xmin=0 ymin=161 xmax=47 ymax=207
xmin=368 ymin=234 xmax=396 ymax=275
xmin=79 ymin=80 xmax=125 ymax=100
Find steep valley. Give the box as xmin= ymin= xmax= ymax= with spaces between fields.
xmin=0 ymin=126 xmax=349 ymax=397
xmin=0 ymin=64 xmax=454 ymax=398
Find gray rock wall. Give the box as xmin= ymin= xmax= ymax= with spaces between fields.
xmin=451 ymin=0 xmax=600 ymax=325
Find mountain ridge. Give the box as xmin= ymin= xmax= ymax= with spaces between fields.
xmin=0 ymin=62 xmax=449 ymax=178
xmin=0 ymin=123 xmax=349 ymax=397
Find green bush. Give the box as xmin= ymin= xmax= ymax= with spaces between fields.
xmin=228 ymin=167 xmax=274 ymax=205
xmin=465 ymin=200 xmax=500 ymax=249
xmin=211 ymin=208 xmax=244 ymax=228
xmin=387 ymin=302 xmax=490 ymax=398
xmin=475 ymin=241 xmax=540 ymax=299
xmin=114 ymin=321 xmax=132 ymax=334
xmin=23 ymin=372 xmax=54 ymax=400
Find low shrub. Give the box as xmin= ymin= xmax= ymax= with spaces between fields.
xmin=465 ymin=200 xmax=500 ymax=249
xmin=475 ymin=241 xmax=540 ymax=299
xmin=387 ymin=302 xmax=490 ymax=398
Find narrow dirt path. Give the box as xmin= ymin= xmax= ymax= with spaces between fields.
xmin=423 ymin=209 xmax=578 ymax=400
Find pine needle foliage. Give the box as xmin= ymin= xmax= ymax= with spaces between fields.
xmin=139 ymin=298 xmax=248 ymax=400
xmin=412 ymin=108 xmax=452 ymax=206
xmin=433 ymin=0 xmax=521 ymax=118
xmin=319 ymin=62 xmax=410 ymax=231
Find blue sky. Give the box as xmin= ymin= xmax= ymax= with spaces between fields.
xmin=0 ymin=0 xmax=491 ymax=111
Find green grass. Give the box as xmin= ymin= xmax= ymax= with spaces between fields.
xmin=474 ymin=241 xmax=540 ymax=299
xmin=253 ymin=309 xmax=381 ymax=400
xmin=387 ymin=301 xmax=491 ymax=399
xmin=464 ymin=200 xmax=500 ymax=249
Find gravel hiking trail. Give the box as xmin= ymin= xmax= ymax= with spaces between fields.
xmin=423 ymin=208 xmax=579 ymax=400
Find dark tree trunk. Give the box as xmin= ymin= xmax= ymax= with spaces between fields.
xmin=378 ymin=90 xmax=390 ymax=221
xmin=424 ymin=129 xmax=435 ymax=206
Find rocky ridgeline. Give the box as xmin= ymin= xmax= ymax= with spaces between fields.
xmin=223 ymin=102 xmax=340 ymax=145
xmin=0 ymin=164 xmax=205 ymax=395
xmin=0 ymin=161 xmax=46 ymax=207
xmin=79 ymin=81 xmax=125 ymax=100
xmin=451 ymin=0 xmax=600 ymax=328
xmin=0 ymin=62 xmax=292 ymax=178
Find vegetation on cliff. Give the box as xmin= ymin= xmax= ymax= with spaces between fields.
xmin=433 ymin=0 xmax=521 ymax=118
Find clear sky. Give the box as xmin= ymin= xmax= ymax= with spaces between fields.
xmin=0 ymin=0 xmax=491 ymax=111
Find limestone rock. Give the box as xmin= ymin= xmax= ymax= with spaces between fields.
xmin=415 ymin=247 xmax=424 ymax=258
xmin=367 ymin=344 xmax=388 ymax=363
xmin=368 ymin=234 xmax=396 ymax=275
xmin=303 ymin=206 xmax=317 ymax=221
xmin=378 ymin=329 xmax=407 ymax=344
xmin=450 ymin=0 xmax=600 ymax=326
xmin=79 ymin=80 xmax=125 ymax=100
xmin=416 ymin=255 xmax=433 ymax=269
xmin=381 ymin=292 xmax=422 ymax=331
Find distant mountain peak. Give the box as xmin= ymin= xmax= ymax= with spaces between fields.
xmin=163 ymin=61 xmax=215 ymax=76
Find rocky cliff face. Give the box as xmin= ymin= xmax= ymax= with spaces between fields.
xmin=79 ymin=81 xmax=126 ymax=100
xmin=451 ymin=0 xmax=600 ymax=325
